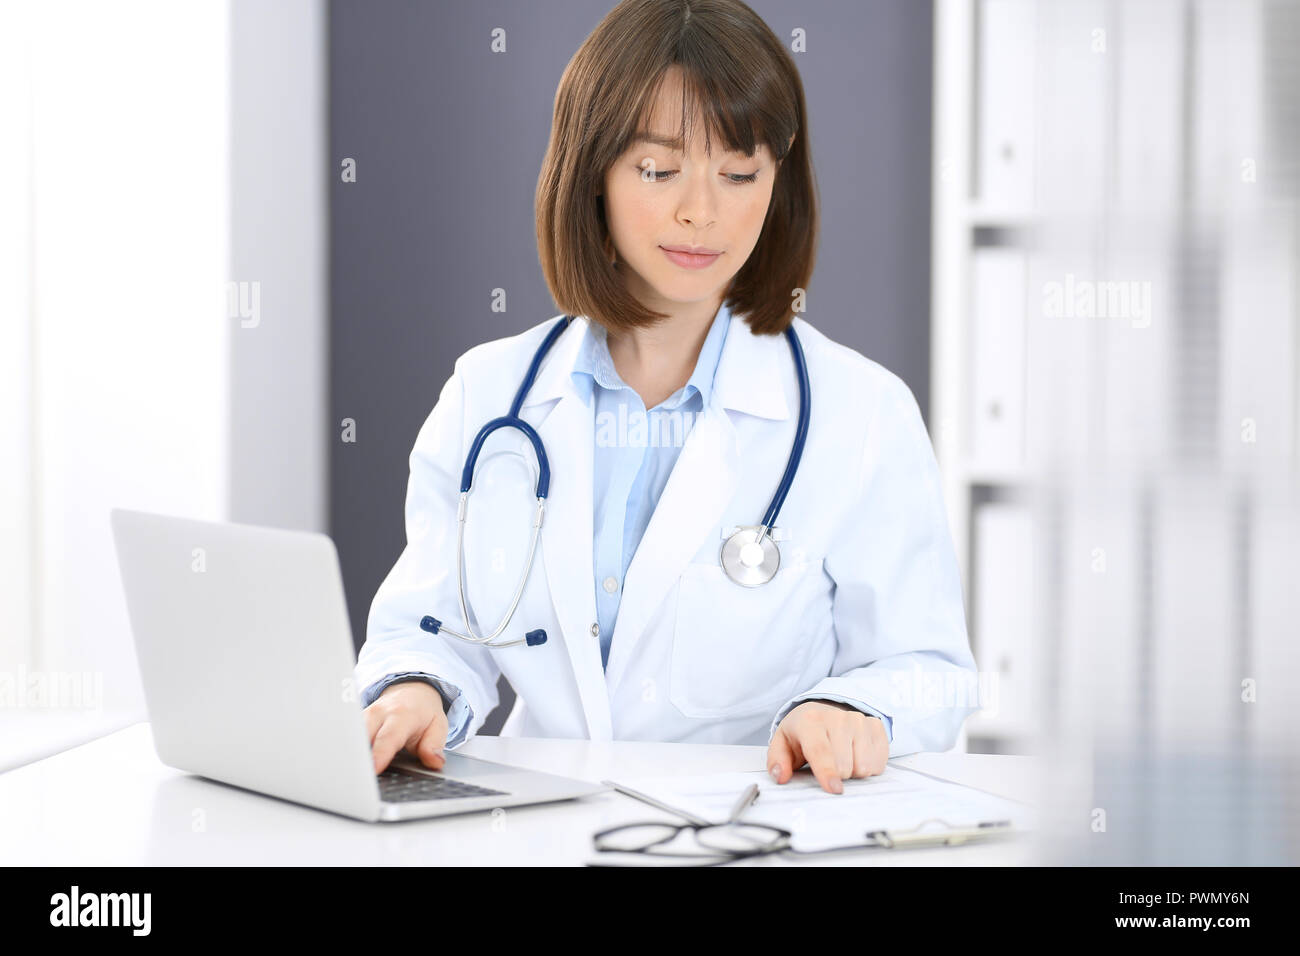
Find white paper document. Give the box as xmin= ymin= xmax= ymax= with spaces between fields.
xmin=609 ymin=764 xmax=1037 ymax=852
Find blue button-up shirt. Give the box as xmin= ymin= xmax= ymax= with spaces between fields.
xmin=571 ymin=301 xmax=732 ymax=671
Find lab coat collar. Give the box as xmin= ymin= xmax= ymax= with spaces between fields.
xmin=521 ymin=305 xmax=791 ymax=421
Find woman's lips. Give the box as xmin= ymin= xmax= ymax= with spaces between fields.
xmin=660 ymin=246 xmax=721 ymax=269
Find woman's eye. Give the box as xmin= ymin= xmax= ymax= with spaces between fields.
xmin=638 ymin=167 xmax=759 ymax=184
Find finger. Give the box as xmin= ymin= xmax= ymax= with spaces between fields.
xmin=363 ymin=704 xmax=380 ymax=744
xmin=413 ymin=716 xmax=448 ymax=771
xmin=851 ymin=722 xmax=875 ymax=777
xmin=831 ymin=723 xmax=855 ymax=780
xmin=362 ymin=698 xmax=389 ymax=743
xmin=866 ymin=718 xmax=889 ymax=775
xmin=370 ymin=716 xmax=406 ymax=774
xmin=766 ymin=730 xmax=800 ymax=784
xmin=801 ymin=727 xmax=843 ymax=794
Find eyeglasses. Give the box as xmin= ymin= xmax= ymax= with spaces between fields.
xmin=589 ymin=819 xmax=793 ymax=867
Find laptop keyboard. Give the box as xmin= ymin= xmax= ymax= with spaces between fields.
xmin=378 ymin=767 xmax=509 ymax=803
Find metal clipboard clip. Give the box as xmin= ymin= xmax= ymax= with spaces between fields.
xmin=866 ymin=817 xmax=1016 ymax=849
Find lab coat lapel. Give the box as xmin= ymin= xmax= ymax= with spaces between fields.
xmin=603 ymin=312 xmax=789 ymax=698
xmin=519 ymin=318 xmax=612 ymax=741
xmin=602 ymin=400 xmax=740 ymax=697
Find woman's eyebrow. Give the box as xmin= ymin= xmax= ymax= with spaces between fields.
xmin=630 ymin=133 xmax=759 ymax=157
xmin=632 ymin=133 xmax=686 ymax=150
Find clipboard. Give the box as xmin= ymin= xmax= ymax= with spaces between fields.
xmin=603 ymin=766 xmax=1029 ymax=853
xmin=865 ymin=816 xmax=1017 ymax=849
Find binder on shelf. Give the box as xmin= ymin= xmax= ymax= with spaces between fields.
xmin=972 ymin=501 xmax=1036 ymax=738
xmin=977 ymin=0 xmax=1037 ymax=211
xmin=969 ymin=247 xmax=1027 ymax=472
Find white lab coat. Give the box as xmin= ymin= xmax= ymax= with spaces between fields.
xmin=354 ymin=311 xmax=979 ymax=757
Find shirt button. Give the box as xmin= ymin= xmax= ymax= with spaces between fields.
xmin=590 ymin=622 xmax=600 ymax=637
xmin=602 ymin=576 xmax=619 ymax=594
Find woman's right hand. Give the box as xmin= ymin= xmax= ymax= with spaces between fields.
xmin=363 ymin=680 xmax=449 ymax=775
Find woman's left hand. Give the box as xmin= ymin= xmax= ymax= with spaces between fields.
xmin=766 ymin=700 xmax=889 ymax=793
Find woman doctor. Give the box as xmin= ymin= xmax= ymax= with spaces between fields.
xmin=356 ymin=0 xmax=978 ymax=795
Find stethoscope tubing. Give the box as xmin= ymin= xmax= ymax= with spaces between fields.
xmin=763 ymin=325 xmax=811 ymax=531
xmin=430 ymin=311 xmax=809 ymax=647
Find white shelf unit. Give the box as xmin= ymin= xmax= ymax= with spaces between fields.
xmin=931 ymin=0 xmax=1300 ymax=758
xmin=931 ymin=0 xmax=1040 ymax=753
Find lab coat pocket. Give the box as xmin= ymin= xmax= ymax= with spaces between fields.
xmin=669 ymin=554 xmax=826 ymax=720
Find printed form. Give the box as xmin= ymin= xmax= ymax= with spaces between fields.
xmin=608 ymin=763 xmax=1037 ymax=852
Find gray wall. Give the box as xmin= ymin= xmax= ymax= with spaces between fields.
xmin=231 ymin=0 xmax=328 ymax=535
xmin=329 ymin=0 xmax=933 ymax=732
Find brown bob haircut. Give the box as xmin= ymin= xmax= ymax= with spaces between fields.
xmin=535 ymin=0 xmax=819 ymax=337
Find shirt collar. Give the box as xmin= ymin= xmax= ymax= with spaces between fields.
xmin=571 ymin=299 xmax=732 ymax=409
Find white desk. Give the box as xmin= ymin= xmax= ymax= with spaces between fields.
xmin=0 ymin=723 xmax=1043 ymax=865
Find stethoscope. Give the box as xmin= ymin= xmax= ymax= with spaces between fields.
xmin=419 ymin=313 xmax=810 ymax=649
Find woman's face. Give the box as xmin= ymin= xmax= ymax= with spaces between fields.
xmin=601 ymin=68 xmax=782 ymax=318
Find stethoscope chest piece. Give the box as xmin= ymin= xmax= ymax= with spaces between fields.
xmin=720 ymin=526 xmax=781 ymax=587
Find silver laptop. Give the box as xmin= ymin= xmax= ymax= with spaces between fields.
xmin=109 ymin=507 xmax=608 ymax=822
